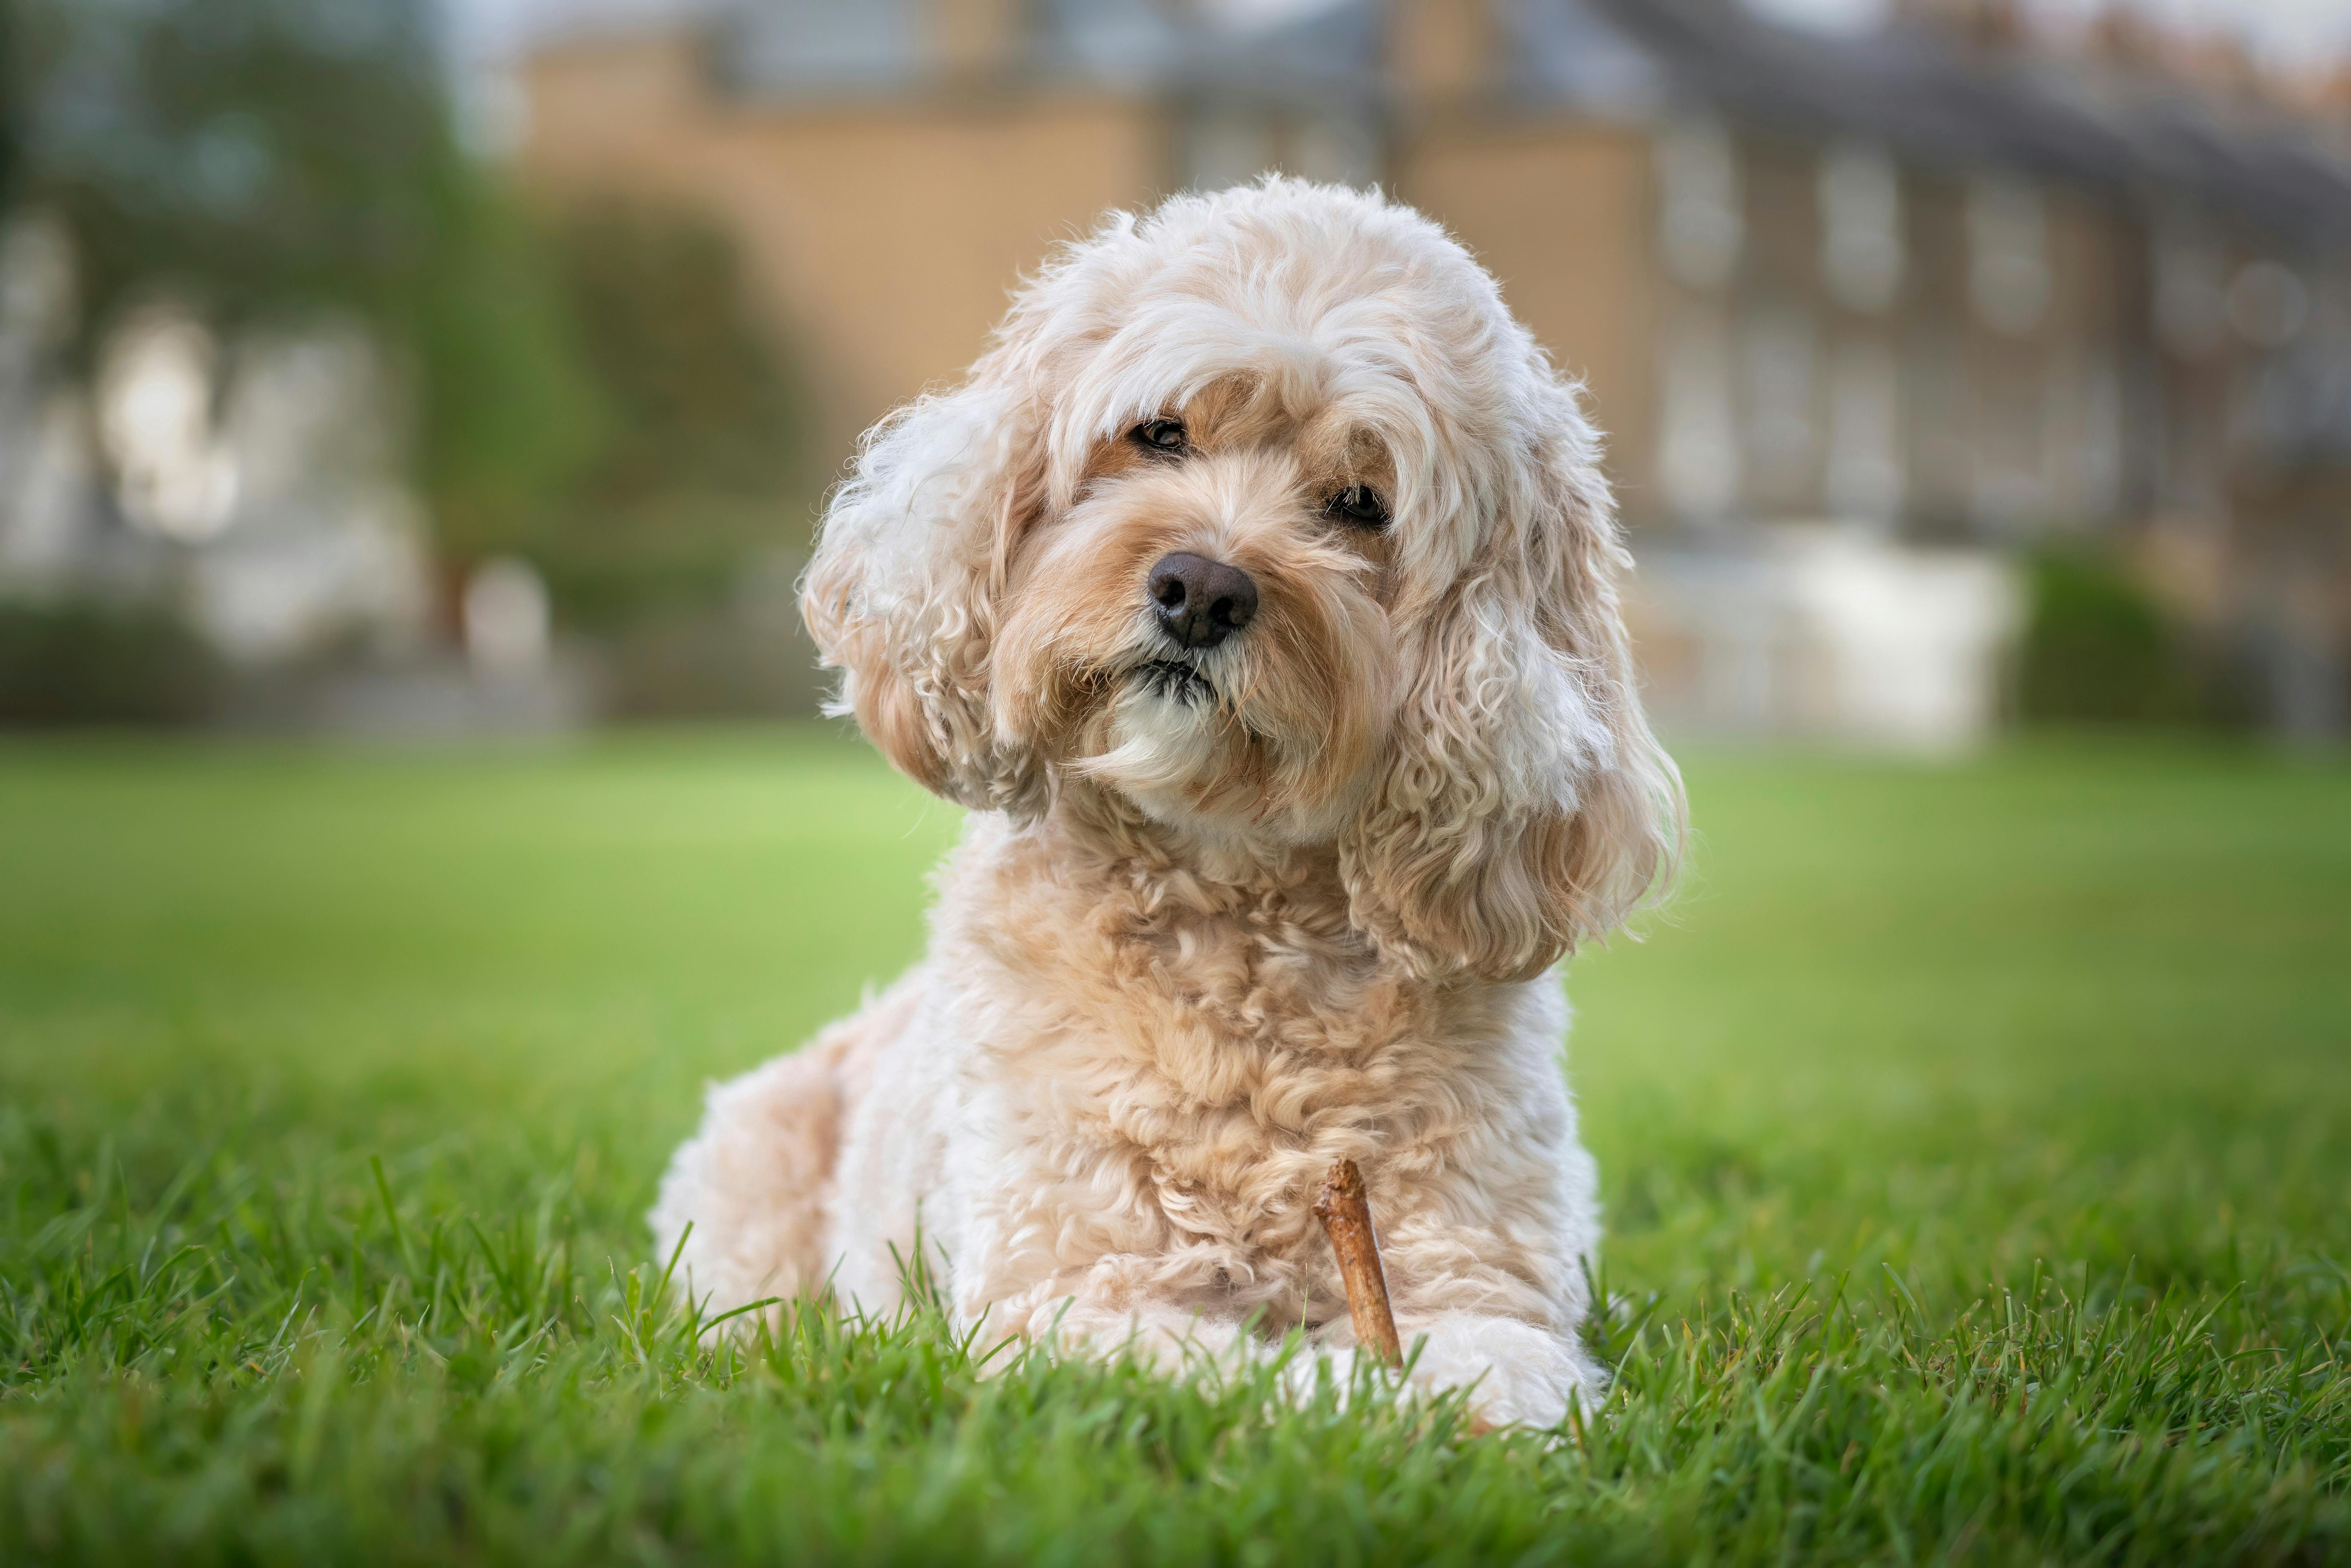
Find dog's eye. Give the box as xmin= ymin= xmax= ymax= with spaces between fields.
xmin=1130 ymin=419 xmax=1187 ymax=454
xmin=1325 ymin=486 xmax=1390 ymax=529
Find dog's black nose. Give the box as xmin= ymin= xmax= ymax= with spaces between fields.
xmin=1147 ymin=552 xmax=1257 ymax=650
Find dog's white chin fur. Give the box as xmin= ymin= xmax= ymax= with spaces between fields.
xmin=1085 ymin=677 xmax=1223 ymax=803
xmin=1079 ymin=675 xmax=1311 ymax=843
xmin=651 ymin=179 xmax=1681 ymax=1432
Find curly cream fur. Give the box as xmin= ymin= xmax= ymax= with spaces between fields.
xmin=653 ymin=179 xmax=1684 ymax=1427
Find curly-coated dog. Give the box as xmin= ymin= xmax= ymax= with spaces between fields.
xmin=652 ymin=178 xmax=1684 ymax=1428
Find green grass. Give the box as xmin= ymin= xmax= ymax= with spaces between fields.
xmin=3 ymin=728 xmax=2347 ymax=1565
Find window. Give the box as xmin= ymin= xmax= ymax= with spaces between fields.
xmin=1819 ymin=142 xmax=1903 ymax=314
xmin=1656 ymin=118 xmax=1743 ymax=292
xmin=1966 ymin=176 xmax=2050 ymax=337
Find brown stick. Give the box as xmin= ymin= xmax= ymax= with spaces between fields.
xmin=1311 ymin=1158 xmax=1402 ymax=1368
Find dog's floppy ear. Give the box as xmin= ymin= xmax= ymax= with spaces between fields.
xmin=801 ymin=377 xmax=1052 ymax=814
xmin=1338 ymin=407 xmax=1684 ymax=983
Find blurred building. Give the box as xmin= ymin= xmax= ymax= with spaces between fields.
xmin=507 ymin=0 xmax=2351 ymax=745
xmin=0 ymin=213 xmax=435 ymax=666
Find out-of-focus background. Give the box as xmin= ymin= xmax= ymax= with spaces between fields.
xmin=6 ymin=9 xmax=2351 ymax=1557
xmin=4 ymin=0 xmax=2348 ymax=746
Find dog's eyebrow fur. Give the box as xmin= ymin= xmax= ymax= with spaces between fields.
xmin=1089 ymin=376 xmax=1397 ymax=507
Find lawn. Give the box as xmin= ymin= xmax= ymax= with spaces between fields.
xmin=3 ymin=728 xmax=2347 ymax=1565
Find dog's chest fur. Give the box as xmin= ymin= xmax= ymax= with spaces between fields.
xmin=936 ymin=813 xmax=1521 ymax=1301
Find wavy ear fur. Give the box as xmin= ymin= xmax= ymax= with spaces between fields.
xmin=801 ymin=378 xmax=1051 ymax=815
xmin=1339 ymin=408 xmax=1684 ymax=983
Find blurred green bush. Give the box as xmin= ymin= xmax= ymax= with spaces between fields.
xmin=2015 ymin=550 xmax=2207 ymax=726
xmin=0 ymin=600 xmax=218 ymax=726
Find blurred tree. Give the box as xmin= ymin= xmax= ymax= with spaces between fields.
xmin=522 ymin=202 xmax=813 ymax=630
xmin=4 ymin=0 xmax=599 ymax=564
xmin=3 ymin=1 xmax=815 ymax=716
xmin=0 ymin=4 xmax=19 ymax=206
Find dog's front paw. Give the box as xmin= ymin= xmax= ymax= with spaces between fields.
xmin=1394 ymin=1313 xmax=1605 ymax=1430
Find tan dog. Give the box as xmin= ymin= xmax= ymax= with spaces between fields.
xmin=653 ymin=178 xmax=1682 ymax=1427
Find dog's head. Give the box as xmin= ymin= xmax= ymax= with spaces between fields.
xmin=804 ymin=179 xmax=1681 ymax=981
